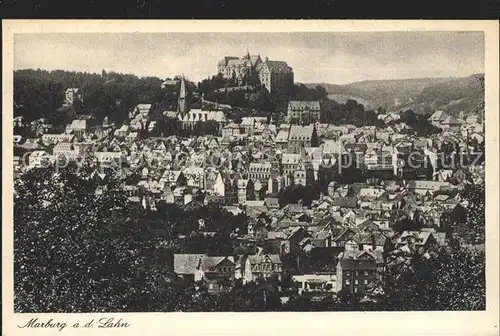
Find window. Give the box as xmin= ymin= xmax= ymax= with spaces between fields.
xmin=364 ymin=271 xmax=368 ymax=276
xmin=355 ymin=280 xmax=359 ymax=285
xmin=345 ymin=280 xmax=350 ymax=285
xmin=364 ymin=280 xmax=368 ymax=285
xmin=345 ymin=271 xmax=350 ymax=277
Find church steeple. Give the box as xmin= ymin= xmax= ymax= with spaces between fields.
xmin=244 ymin=48 xmax=251 ymax=60
xmin=178 ymin=75 xmax=188 ymax=115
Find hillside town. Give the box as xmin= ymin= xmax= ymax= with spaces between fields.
xmin=13 ymin=51 xmax=486 ymax=312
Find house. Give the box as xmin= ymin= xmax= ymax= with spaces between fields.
xmin=357 ymin=187 xmax=387 ymax=201
xmin=441 ymin=115 xmax=462 ymax=132
xmin=292 ymin=273 xmax=337 ymax=295
xmin=222 ymin=122 xmax=243 ymax=137
xmin=249 ymin=162 xmax=272 ymax=182
xmin=66 ymin=116 xmax=95 ymax=136
xmin=135 ymin=103 xmax=152 ymax=116
xmin=161 ymin=78 xmax=180 ymax=89
xmin=147 ymin=121 xmax=157 ymax=133
xmin=28 ymin=150 xmax=53 ymax=169
xmin=240 ymin=117 xmax=258 ymax=135
xmin=275 ymin=130 xmax=290 ymax=150
xmin=223 ymin=179 xmax=238 ymax=205
xmin=330 ymin=227 xmax=358 ymax=247
xmin=353 ymin=232 xmax=387 ymax=251
xmin=13 ymin=156 xmax=22 ymax=172
xmin=114 ymin=125 xmax=130 ymax=138
xmin=264 ymin=197 xmax=280 ymax=210
xmin=339 ymin=249 xmax=385 ymax=274
xmin=428 ymin=110 xmax=449 ymax=127
xmin=281 ymin=153 xmax=301 ymax=176
xmin=281 ymin=227 xmax=311 ymax=254
xmin=94 ymin=151 xmax=124 ymax=168
xmin=53 ymin=142 xmax=80 ymax=161
xmin=173 ymin=254 xmax=236 ymax=293
xmin=395 ymin=230 xmax=438 ymax=252
xmin=364 ymin=149 xmax=396 ymax=172
xmin=210 ymin=172 xmax=225 ymax=196
xmin=255 ymin=58 xmax=294 ymax=93
xmin=405 ymin=180 xmax=453 ymax=195
xmin=13 ymin=116 xmax=25 ymax=127
xmin=336 ymin=257 xmax=378 ymax=294
xmin=41 ymin=133 xmax=75 ymax=145
xmin=287 ymin=100 xmax=321 ymax=124
xmin=126 ymin=132 xmax=138 ymax=142
xmin=294 ymin=152 xmax=315 ymax=186
xmin=240 ymin=254 xmax=283 ymax=283
xmin=287 ymin=125 xmax=314 ymax=154
xmin=183 ymin=166 xmax=206 ymax=189
xmin=178 ymin=109 xmax=226 ymax=129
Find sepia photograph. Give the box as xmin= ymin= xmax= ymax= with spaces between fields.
xmin=3 ymin=20 xmax=499 ymax=336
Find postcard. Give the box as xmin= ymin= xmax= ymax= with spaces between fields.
xmin=3 ymin=20 xmax=499 ymax=335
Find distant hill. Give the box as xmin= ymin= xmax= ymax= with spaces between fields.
xmin=326 ymin=93 xmax=374 ymax=109
xmin=408 ymin=74 xmax=485 ymax=116
xmin=304 ymin=74 xmax=484 ymax=116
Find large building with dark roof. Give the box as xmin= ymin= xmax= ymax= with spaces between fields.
xmin=287 ymin=100 xmax=321 ymax=123
xmin=217 ymin=52 xmax=293 ymax=93
xmin=255 ymin=58 xmax=294 ymax=93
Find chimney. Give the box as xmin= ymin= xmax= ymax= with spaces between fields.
xmin=265 ymin=57 xmax=269 ymax=62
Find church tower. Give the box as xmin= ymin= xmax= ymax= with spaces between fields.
xmin=178 ymin=75 xmax=188 ymax=115
xmin=294 ymin=146 xmax=314 ymax=186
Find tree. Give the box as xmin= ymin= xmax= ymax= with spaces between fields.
xmin=277 ymin=184 xmax=320 ymax=207
xmin=365 ymin=245 xmax=485 ymax=311
xmin=14 ymin=163 xmax=168 ymax=312
xmin=14 ymin=69 xmax=164 ymax=125
xmin=459 ymin=184 xmax=485 ymax=244
xmin=393 ymin=216 xmax=423 ymax=232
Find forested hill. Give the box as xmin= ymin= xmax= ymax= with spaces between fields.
xmin=304 ymin=74 xmax=484 ymax=116
xmin=13 ymin=69 xmax=197 ymax=125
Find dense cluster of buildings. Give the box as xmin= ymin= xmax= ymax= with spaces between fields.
xmin=13 ymin=55 xmax=485 ymax=300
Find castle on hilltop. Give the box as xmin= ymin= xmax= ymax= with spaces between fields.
xmin=217 ymin=51 xmax=294 ymax=93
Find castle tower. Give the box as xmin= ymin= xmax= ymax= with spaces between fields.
xmin=178 ymin=75 xmax=188 ymax=115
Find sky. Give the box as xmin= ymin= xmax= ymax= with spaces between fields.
xmin=14 ymin=32 xmax=484 ymax=85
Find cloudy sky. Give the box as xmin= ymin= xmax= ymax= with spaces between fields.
xmin=14 ymin=32 xmax=484 ymax=84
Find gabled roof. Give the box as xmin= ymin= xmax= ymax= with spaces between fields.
xmin=442 ymin=115 xmax=461 ymax=125
xmin=288 ymin=125 xmax=314 ymax=141
xmin=288 ymin=100 xmax=321 ymax=110
xmin=338 ymin=258 xmax=377 ymax=271
xmin=257 ymin=60 xmax=293 ymax=73
xmin=428 ymin=110 xmax=449 ymax=122
xmin=323 ymin=140 xmax=345 ymax=154
xmin=248 ymin=254 xmax=282 ymax=265
xmin=358 ymin=188 xmax=386 ymax=199
xmin=406 ymin=180 xmax=452 ymax=191
xmin=199 ymin=256 xmax=235 ymax=272
xmin=173 ymin=254 xmax=206 ymax=274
